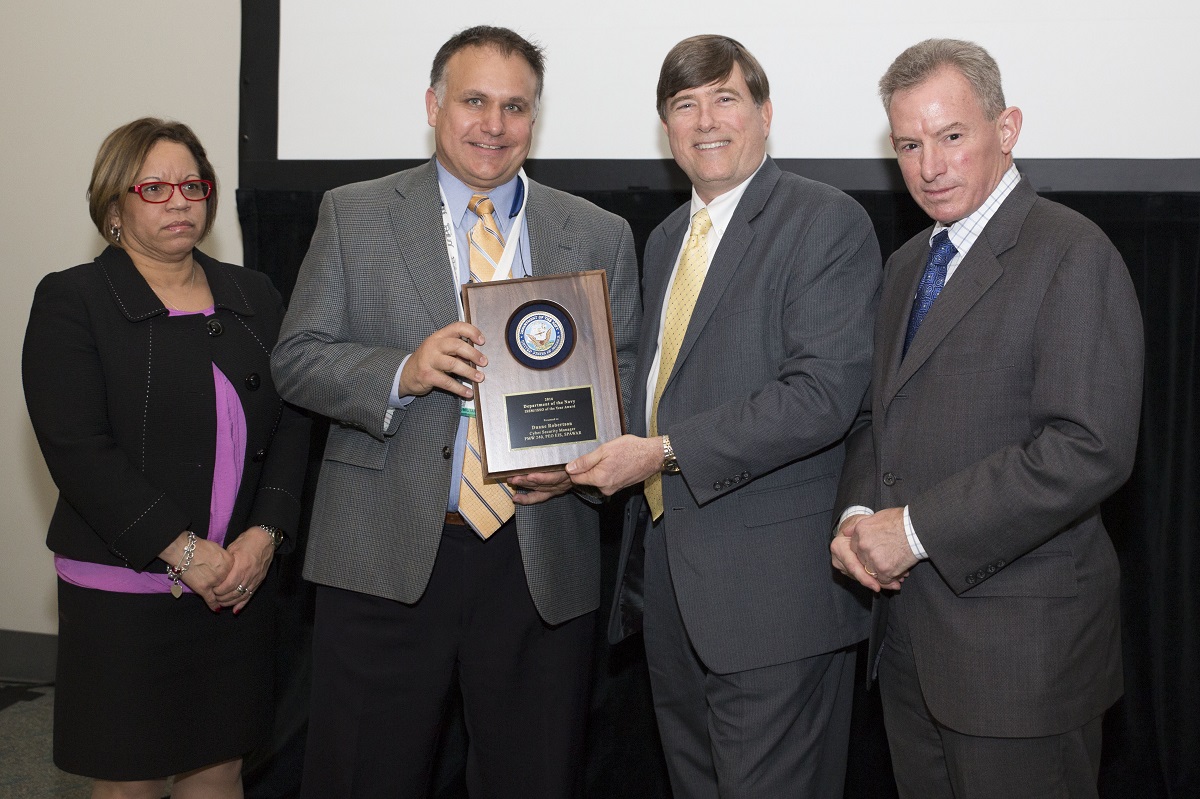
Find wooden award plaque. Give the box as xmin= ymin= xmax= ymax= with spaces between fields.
xmin=461 ymin=270 xmax=625 ymax=479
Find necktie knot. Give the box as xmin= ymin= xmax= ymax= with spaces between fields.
xmin=689 ymin=208 xmax=713 ymax=239
xmin=467 ymin=193 xmax=506 ymax=282
xmin=929 ymin=230 xmax=956 ymax=268
xmin=470 ymin=194 xmax=497 ymax=219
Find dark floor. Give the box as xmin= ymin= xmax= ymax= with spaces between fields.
xmin=0 ymin=683 xmax=90 ymax=798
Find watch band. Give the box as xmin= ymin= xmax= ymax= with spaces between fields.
xmin=661 ymin=434 xmax=681 ymax=475
xmin=258 ymin=524 xmax=285 ymax=549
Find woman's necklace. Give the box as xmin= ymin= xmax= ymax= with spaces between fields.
xmin=148 ymin=263 xmax=197 ymax=311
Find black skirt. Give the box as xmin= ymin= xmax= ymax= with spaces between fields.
xmin=53 ymin=575 xmax=277 ymax=780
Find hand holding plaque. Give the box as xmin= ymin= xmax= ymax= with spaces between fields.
xmin=461 ymin=270 xmax=625 ymax=479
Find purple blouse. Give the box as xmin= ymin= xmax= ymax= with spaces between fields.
xmin=55 ymin=307 xmax=247 ymax=593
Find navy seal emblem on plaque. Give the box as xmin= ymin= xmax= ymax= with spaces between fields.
xmin=506 ymin=300 xmax=576 ymax=370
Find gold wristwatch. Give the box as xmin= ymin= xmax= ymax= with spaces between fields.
xmin=661 ymin=435 xmax=681 ymax=474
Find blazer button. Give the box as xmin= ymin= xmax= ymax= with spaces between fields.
xmin=966 ymin=574 xmax=977 ymax=585
xmin=882 ymin=472 xmax=897 ymax=486
xmin=442 ymin=446 xmax=453 ymax=459
xmin=988 ymin=564 xmax=997 ymax=573
xmin=976 ymin=570 xmax=986 ymax=580
xmin=713 ymin=482 xmax=722 ymax=491
xmin=244 ymin=373 xmax=261 ymax=390
xmin=252 ymin=448 xmax=267 ymax=463
xmin=206 ymin=319 xmax=224 ymax=337
xmin=741 ymin=471 xmax=750 ymax=479
xmin=723 ymin=478 xmax=734 ymax=487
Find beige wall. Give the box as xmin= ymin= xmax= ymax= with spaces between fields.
xmin=1 ymin=4 xmax=243 ymax=634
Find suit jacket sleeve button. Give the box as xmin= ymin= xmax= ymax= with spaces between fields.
xmin=966 ymin=574 xmax=976 ymax=585
xmin=741 ymin=471 xmax=749 ymax=479
xmin=244 ymin=373 xmax=261 ymax=390
xmin=882 ymin=472 xmax=897 ymax=486
xmin=713 ymin=482 xmax=722 ymax=491
xmin=442 ymin=446 xmax=453 ymax=459
xmin=206 ymin=319 xmax=224 ymax=337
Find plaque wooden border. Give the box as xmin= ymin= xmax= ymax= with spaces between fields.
xmin=461 ymin=270 xmax=625 ymax=479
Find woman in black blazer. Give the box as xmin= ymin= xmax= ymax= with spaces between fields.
xmin=22 ymin=118 xmax=309 ymax=798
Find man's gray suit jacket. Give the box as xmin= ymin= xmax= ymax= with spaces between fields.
xmin=610 ymin=158 xmax=880 ymax=674
xmin=273 ymin=160 xmax=641 ymax=626
xmin=834 ymin=177 xmax=1144 ymax=738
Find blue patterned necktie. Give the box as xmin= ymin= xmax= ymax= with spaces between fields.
xmin=903 ymin=230 xmax=958 ymax=357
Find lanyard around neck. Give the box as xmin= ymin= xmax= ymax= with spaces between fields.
xmin=437 ymin=169 xmax=529 ymax=322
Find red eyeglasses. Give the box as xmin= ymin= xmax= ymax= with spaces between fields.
xmin=128 ymin=180 xmax=213 ymax=203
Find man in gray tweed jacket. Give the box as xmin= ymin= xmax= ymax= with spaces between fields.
xmin=272 ymin=26 xmax=640 ymax=799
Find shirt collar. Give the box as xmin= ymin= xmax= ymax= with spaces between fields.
xmin=933 ymin=164 xmax=1021 ymax=251
xmin=688 ymin=155 xmax=768 ymax=237
xmin=434 ymin=159 xmax=522 ymax=232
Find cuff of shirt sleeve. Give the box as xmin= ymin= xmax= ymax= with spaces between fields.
xmin=390 ymin=356 xmax=416 ymax=409
xmin=903 ymin=505 xmax=928 ymax=560
xmin=838 ymin=505 xmax=874 ymax=529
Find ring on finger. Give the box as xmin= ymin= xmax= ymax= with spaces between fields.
xmin=865 ymin=568 xmax=878 ymax=577
xmin=236 ymin=584 xmax=247 ymax=595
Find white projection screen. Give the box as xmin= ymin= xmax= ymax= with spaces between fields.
xmin=244 ymin=1 xmax=1200 ymax=191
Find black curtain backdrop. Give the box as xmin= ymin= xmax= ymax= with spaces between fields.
xmin=236 ymin=184 xmax=1199 ymax=799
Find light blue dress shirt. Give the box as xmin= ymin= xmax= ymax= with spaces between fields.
xmin=390 ymin=160 xmax=532 ymax=511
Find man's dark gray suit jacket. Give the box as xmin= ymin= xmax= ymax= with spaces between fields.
xmin=273 ymin=160 xmax=641 ymax=626
xmin=835 ymin=177 xmax=1144 ymax=738
xmin=610 ymin=158 xmax=881 ymax=674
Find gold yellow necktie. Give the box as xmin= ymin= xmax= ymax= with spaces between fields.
xmin=645 ymin=208 xmax=712 ymax=520
xmin=458 ymin=194 xmax=515 ymax=538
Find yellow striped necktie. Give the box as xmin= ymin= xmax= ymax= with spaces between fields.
xmin=645 ymin=208 xmax=712 ymax=520
xmin=458 ymin=193 xmax=515 ymax=538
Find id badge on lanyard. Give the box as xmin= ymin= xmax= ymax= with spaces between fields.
xmin=436 ymin=170 xmax=529 ymax=414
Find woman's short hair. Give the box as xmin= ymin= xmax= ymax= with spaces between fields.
xmin=88 ymin=118 xmax=218 ymax=246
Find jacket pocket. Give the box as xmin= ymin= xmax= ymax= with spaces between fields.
xmin=738 ymin=473 xmax=837 ymax=528
xmin=323 ymin=428 xmax=387 ymax=471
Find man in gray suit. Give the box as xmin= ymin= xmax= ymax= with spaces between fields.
xmin=272 ymin=26 xmax=640 ymax=799
xmin=832 ymin=39 xmax=1143 ymax=798
xmin=568 ymin=35 xmax=880 ymax=798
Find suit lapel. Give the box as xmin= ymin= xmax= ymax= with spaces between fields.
xmin=632 ymin=209 xmax=689 ymax=435
xmin=882 ymin=178 xmax=1037 ymax=406
xmin=669 ymin=160 xmax=780 ymax=384
xmin=887 ymin=249 xmax=1003 ymax=400
xmin=387 ymin=161 xmax=459 ymax=328
xmin=524 ymin=179 xmax=578 ymax=277
xmin=877 ymin=245 xmax=925 ymax=402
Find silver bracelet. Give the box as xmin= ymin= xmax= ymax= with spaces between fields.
xmin=166 ymin=531 xmax=197 ymax=599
